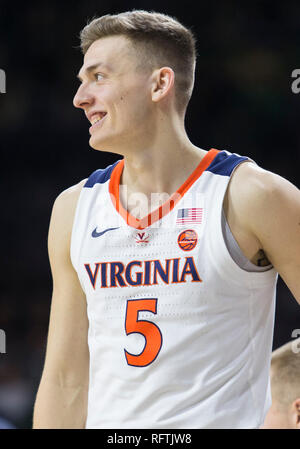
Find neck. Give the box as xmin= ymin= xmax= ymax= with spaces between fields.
xmin=119 ymin=114 xmax=207 ymax=197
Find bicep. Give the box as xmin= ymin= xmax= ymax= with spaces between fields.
xmin=42 ymin=186 xmax=89 ymax=385
xmin=249 ymin=171 xmax=300 ymax=303
xmin=43 ymin=269 xmax=89 ymax=386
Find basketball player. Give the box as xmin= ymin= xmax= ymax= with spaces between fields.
xmin=33 ymin=11 xmax=300 ymax=429
xmin=262 ymin=338 xmax=300 ymax=429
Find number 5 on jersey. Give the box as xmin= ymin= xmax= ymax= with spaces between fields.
xmin=124 ymin=298 xmax=163 ymax=367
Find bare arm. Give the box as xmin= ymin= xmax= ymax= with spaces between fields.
xmin=230 ymin=162 xmax=300 ymax=304
xmin=33 ymin=179 xmax=89 ymax=428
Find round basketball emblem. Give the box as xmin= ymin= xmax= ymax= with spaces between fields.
xmin=177 ymin=229 xmax=198 ymax=251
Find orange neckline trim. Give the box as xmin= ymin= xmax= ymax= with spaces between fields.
xmin=109 ymin=148 xmax=220 ymax=230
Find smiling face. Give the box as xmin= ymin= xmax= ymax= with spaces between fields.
xmin=73 ymin=35 xmax=158 ymax=154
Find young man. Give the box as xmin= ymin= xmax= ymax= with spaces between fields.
xmin=33 ymin=10 xmax=300 ymax=429
xmin=262 ymin=338 xmax=300 ymax=429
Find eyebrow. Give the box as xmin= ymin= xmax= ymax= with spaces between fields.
xmin=76 ymin=62 xmax=109 ymax=81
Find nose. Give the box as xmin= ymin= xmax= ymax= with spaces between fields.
xmin=73 ymin=82 xmax=94 ymax=110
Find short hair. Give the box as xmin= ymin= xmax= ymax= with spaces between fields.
xmin=270 ymin=338 xmax=300 ymax=408
xmin=79 ymin=10 xmax=197 ymax=114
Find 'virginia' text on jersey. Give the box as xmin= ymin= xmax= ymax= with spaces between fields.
xmin=84 ymin=256 xmax=202 ymax=289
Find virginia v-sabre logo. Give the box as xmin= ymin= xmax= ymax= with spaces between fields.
xmin=0 ymin=69 xmax=6 ymax=93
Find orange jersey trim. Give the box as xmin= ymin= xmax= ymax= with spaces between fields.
xmin=109 ymin=148 xmax=220 ymax=230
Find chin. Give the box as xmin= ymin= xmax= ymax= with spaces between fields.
xmin=89 ymin=137 xmax=122 ymax=155
xmin=89 ymin=135 xmax=109 ymax=151
xmin=90 ymin=144 xmax=111 ymax=153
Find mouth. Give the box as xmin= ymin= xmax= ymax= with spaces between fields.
xmin=89 ymin=112 xmax=107 ymax=133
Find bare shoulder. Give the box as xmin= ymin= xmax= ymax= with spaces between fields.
xmin=51 ymin=179 xmax=87 ymax=228
xmin=53 ymin=178 xmax=87 ymax=217
xmin=226 ymin=159 xmax=300 ymax=247
xmin=48 ymin=179 xmax=87 ymax=258
xmin=229 ymin=160 xmax=284 ymax=196
xmin=229 ymin=159 xmax=300 ymax=301
xmin=227 ymin=160 xmax=299 ymax=215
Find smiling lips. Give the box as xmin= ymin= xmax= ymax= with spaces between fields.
xmin=90 ymin=112 xmax=107 ymax=125
xmin=89 ymin=112 xmax=107 ymax=132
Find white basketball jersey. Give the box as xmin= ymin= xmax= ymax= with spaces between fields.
xmin=70 ymin=148 xmax=278 ymax=429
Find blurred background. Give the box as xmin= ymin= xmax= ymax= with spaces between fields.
xmin=0 ymin=0 xmax=299 ymax=429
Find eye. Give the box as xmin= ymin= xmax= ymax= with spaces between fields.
xmin=95 ymin=73 xmax=104 ymax=82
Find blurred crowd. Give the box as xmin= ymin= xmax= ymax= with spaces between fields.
xmin=0 ymin=1 xmax=299 ymax=428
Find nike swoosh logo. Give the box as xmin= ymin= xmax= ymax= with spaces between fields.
xmin=92 ymin=227 xmax=119 ymax=238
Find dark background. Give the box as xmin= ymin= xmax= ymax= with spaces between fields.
xmin=0 ymin=0 xmax=299 ymax=429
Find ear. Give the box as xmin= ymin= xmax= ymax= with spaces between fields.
xmin=151 ymin=67 xmax=175 ymax=103
xmin=292 ymin=398 xmax=300 ymax=429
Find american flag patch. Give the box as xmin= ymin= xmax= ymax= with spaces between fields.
xmin=176 ymin=208 xmax=203 ymax=226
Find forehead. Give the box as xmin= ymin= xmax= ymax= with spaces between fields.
xmin=82 ymin=35 xmax=134 ymax=71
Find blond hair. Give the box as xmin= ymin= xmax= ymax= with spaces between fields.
xmin=271 ymin=338 xmax=300 ymax=408
xmin=79 ymin=10 xmax=197 ymax=114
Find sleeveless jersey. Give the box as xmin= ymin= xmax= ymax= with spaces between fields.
xmin=70 ymin=148 xmax=278 ymax=429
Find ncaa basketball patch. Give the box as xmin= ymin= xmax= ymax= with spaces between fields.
xmin=177 ymin=229 xmax=198 ymax=251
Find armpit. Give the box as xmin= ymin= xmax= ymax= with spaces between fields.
xmin=252 ymin=249 xmax=272 ymax=267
